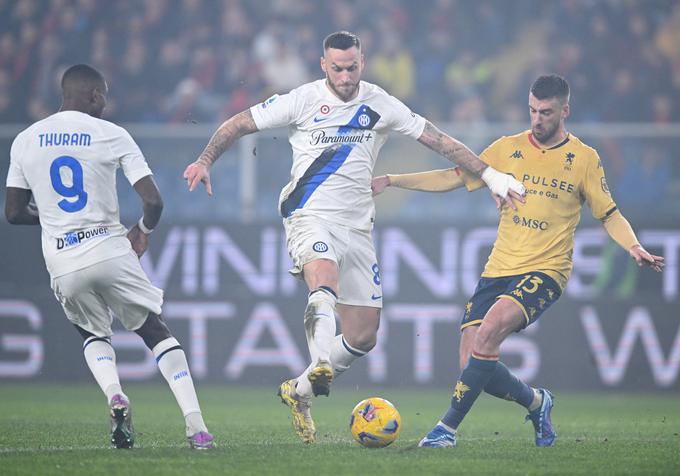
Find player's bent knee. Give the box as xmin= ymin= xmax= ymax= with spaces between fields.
xmin=345 ymin=332 xmax=376 ymax=353
xmin=473 ymin=322 xmax=504 ymax=353
xmin=135 ymin=313 xmax=172 ymax=349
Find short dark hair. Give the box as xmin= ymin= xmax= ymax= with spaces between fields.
xmin=323 ymin=31 xmax=360 ymax=51
xmin=61 ymin=64 xmax=105 ymax=90
xmin=530 ymin=74 xmax=569 ymax=102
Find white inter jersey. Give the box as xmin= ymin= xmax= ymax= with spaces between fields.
xmin=250 ymin=79 xmax=426 ymax=230
xmin=6 ymin=110 xmax=152 ymax=278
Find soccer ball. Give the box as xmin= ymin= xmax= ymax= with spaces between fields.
xmin=349 ymin=397 xmax=401 ymax=448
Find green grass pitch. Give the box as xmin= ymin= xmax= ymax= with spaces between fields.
xmin=1 ymin=383 xmax=678 ymax=475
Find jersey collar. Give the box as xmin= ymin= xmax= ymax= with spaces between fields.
xmin=527 ymin=131 xmax=570 ymax=150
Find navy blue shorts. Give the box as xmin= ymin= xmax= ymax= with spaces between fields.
xmin=460 ymin=272 xmax=562 ymax=331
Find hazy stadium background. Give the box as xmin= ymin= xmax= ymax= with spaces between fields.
xmin=0 ymin=0 xmax=678 ymax=392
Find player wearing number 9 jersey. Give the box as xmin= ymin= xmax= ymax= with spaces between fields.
xmin=5 ymin=64 xmax=213 ymax=450
xmin=7 ymin=93 xmax=151 ymax=278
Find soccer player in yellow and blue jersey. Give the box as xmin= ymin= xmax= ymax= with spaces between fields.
xmin=372 ymin=75 xmax=664 ymax=448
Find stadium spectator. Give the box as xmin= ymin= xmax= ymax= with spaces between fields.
xmin=0 ymin=0 xmax=678 ymax=125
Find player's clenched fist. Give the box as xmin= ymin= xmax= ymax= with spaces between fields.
xmin=183 ymin=161 xmax=213 ymax=196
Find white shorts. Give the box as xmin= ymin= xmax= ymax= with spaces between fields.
xmin=50 ymin=250 xmax=163 ymax=337
xmin=283 ymin=214 xmax=382 ymax=308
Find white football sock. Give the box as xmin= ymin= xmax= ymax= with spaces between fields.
xmin=330 ymin=334 xmax=366 ymax=378
xmin=295 ymin=362 xmax=315 ymax=399
xmin=528 ymin=388 xmax=543 ymax=411
xmin=303 ymin=287 xmax=337 ymax=364
xmin=82 ymin=336 xmax=125 ymax=404
xmin=437 ymin=420 xmax=457 ymax=434
xmin=153 ymin=337 xmax=208 ymax=436
xmin=295 ymin=288 xmax=338 ymax=399
xmin=296 ymin=334 xmax=367 ymax=399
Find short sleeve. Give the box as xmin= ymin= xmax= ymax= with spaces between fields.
xmin=478 ymin=137 xmax=504 ymax=170
xmin=112 ymin=127 xmax=152 ymax=185
xmin=582 ymin=151 xmax=617 ymax=220
xmin=6 ymin=134 xmax=30 ymax=189
xmin=250 ymin=90 xmax=302 ymax=130
xmin=383 ymin=95 xmax=426 ymax=139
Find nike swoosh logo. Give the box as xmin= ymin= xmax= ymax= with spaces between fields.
xmin=371 ymin=294 xmax=382 ymax=300
xmin=313 ymin=116 xmax=329 ymax=123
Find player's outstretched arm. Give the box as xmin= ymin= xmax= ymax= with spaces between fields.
xmin=416 ymin=121 xmax=526 ymax=209
xmin=183 ymin=109 xmax=259 ymax=196
xmin=127 ymin=175 xmax=163 ymax=257
xmin=372 ymin=168 xmax=476 ymax=196
xmin=603 ymin=210 xmax=664 ymax=272
xmin=5 ymin=187 xmax=39 ymax=225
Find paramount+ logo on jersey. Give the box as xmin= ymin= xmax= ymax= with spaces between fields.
xmin=56 ymin=226 xmax=109 ymax=249
xmin=513 ymin=215 xmax=549 ymax=231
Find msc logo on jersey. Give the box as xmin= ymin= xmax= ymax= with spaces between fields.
xmin=513 ymin=215 xmax=549 ymax=231
xmin=312 ymin=241 xmax=329 ymax=253
xmin=56 ymin=226 xmax=109 ymax=249
xmin=509 ymin=150 xmax=524 ymax=159
xmin=564 ymin=152 xmax=575 ymax=171
xmin=261 ymin=94 xmax=279 ymax=109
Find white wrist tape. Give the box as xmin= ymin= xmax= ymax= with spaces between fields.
xmin=481 ymin=167 xmax=526 ymax=198
xmin=138 ymin=217 xmax=153 ymax=234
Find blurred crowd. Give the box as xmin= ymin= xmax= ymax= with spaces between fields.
xmin=1 ymin=0 xmax=679 ymax=222
xmin=1 ymin=0 xmax=680 ymax=125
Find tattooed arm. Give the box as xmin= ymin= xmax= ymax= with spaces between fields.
xmin=417 ymin=121 xmax=526 ymax=208
xmin=417 ymin=121 xmax=487 ymax=177
xmin=183 ymin=109 xmax=259 ymax=195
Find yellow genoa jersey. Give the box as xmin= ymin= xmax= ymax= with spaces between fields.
xmin=471 ymin=130 xmax=616 ymax=290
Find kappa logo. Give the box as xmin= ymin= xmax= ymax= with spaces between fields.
xmin=509 ymin=150 xmax=524 ymax=159
xmin=312 ymin=241 xmax=328 ymax=253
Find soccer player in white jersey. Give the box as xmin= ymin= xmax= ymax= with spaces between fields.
xmin=5 ymin=64 xmax=214 ymax=450
xmin=184 ymin=31 xmax=525 ymax=444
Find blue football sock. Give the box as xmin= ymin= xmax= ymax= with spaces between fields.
xmin=441 ymin=355 xmax=498 ymax=430
xmin=484 ymin=361 xmax=534 ymax=408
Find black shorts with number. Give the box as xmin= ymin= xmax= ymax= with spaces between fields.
xmin=460 ymin=271 xmax=562 ymax=331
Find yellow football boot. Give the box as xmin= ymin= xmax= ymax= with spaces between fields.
xmin=308 ymin=359 xmax=334 ymax=397
xmin=277 ymin=379 xmax=316 ymax=444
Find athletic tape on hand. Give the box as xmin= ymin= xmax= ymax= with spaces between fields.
xmin=481 ymin=167 xmax=526 ymax=198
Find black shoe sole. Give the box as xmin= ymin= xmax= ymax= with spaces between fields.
xmin=111 ymin=407 xmax=134 ymax=449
